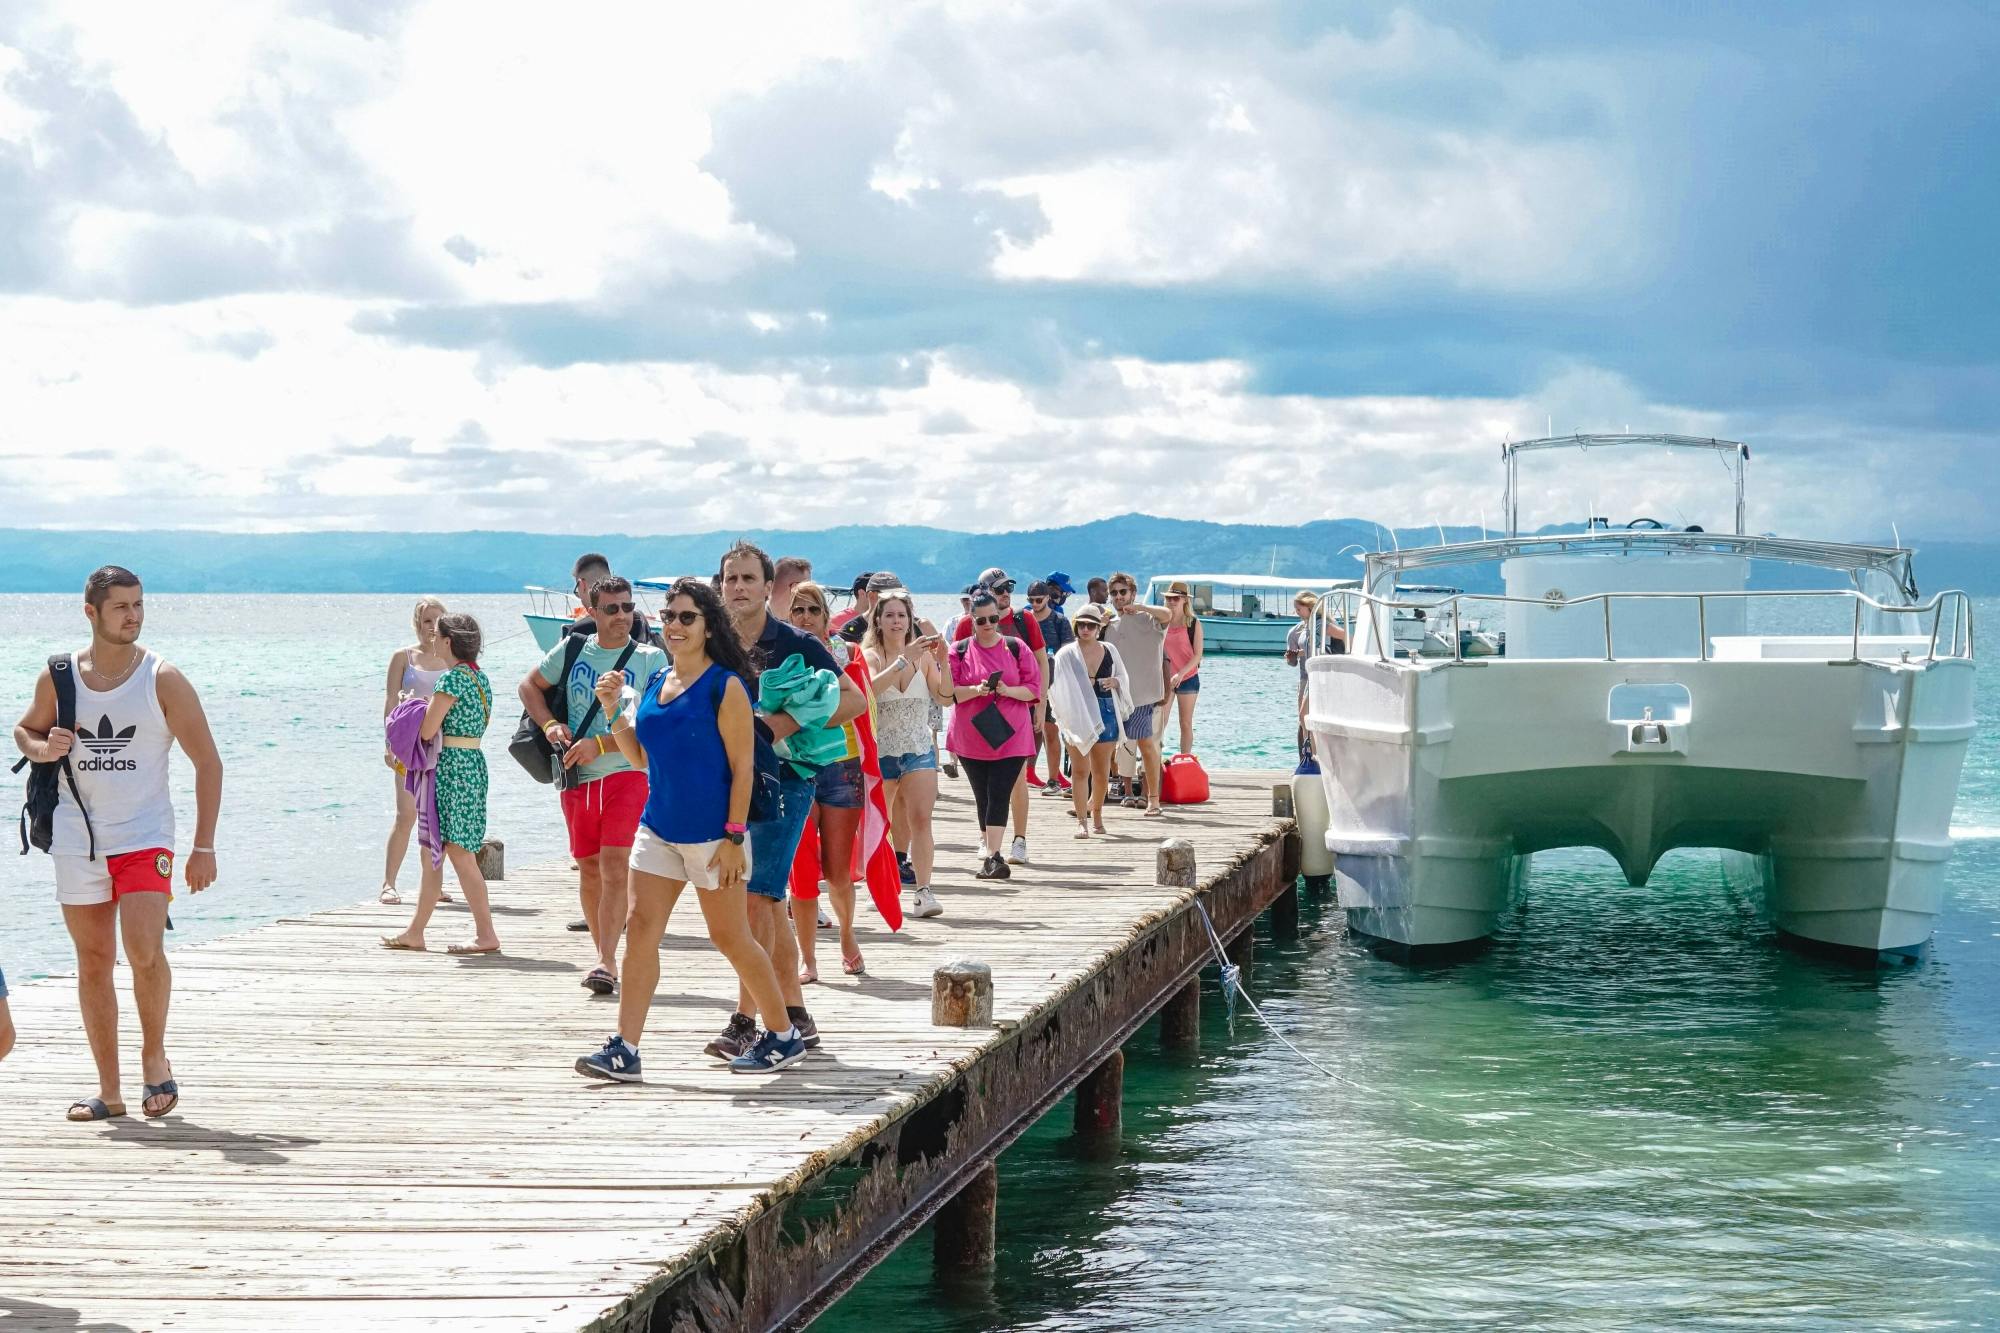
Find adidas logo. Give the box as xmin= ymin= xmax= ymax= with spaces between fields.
xmin=78 ymin=715 xmax=136 ymax=754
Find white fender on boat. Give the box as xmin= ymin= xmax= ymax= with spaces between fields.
xmin=1291 ymin=772 xmax=1335 ymax=878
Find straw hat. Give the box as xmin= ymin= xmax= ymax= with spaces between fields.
xmin=1070 ymin=602 xmax=1110 ymax=627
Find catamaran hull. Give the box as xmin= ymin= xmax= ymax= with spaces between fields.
xmin=1305 ymin=655 xmax=1976 ymax=958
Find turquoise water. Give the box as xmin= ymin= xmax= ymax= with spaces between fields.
xmin=3 ymin=593 xmax=1998 ymax=1329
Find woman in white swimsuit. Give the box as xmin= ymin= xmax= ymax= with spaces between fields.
xmin=379 ymin=596 xmax=451 ymax=905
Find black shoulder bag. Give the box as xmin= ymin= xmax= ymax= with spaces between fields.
xmin=507 ymin=637 xmax=636 ymax=786
xmin=15 ymin=654 xmax=95 ymax=859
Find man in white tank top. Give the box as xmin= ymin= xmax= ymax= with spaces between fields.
xmin=12 ymin=566 xmax=224 ymax=1123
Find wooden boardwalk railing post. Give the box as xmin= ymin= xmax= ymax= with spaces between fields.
xmin=931 ymin=960 xmax=994 ymax=1028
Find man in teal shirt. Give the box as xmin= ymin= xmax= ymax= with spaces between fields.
xmin=518 ymin=575 xmax=667 ymax=995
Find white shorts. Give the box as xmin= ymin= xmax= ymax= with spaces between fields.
xmin=54 ymin=848 xmax=175 ymax=907
xmin=629 ymin=825 xmax=750 ymax=890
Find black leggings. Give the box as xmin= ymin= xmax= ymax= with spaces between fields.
xmin=960 ymin=754 xmax=1026 ymax=830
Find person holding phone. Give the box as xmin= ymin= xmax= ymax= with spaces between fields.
xmin=947 ymin=591 xmax=1041 ymax=880
xmin=574 ymin=578 xmax=808 ymax=1080
xmin=863 ymin=591 xmax=953 ymax=917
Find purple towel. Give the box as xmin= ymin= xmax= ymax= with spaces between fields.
xmin=384 ymin=698 xmax=443 ymax=868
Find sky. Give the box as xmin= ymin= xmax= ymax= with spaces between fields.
xmin=0 ymin=1 xmax=1993 ymax=540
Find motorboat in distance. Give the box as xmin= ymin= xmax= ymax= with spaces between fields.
xmin=1302 ymin=434 xmax=1977 ymax=960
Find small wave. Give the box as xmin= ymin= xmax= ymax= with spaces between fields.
xmin=1952 ymin=825 xmax=2000 ymax=840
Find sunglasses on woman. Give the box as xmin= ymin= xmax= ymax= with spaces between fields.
xmin=1075 ymin=621 xmax=1100 ymax=632
xmin=660 ymin=609 xmax=703 ymax=626
xmin=972 ymin=614 xmax=1000 ymax=626
xmin=794 ymin=603 xmax=827 ymax=617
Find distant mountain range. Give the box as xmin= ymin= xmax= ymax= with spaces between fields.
xmin=2 ymin=518 xmax=1995 ymax=595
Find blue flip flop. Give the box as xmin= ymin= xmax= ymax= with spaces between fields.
xmin=142 ymin=1080 xmax=179 ymax=1119
xmin=66 ymin=1098 xmax=126 ymax=1122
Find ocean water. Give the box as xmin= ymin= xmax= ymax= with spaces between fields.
xmin=3 ymin=592 xmax=1998 ymax=1330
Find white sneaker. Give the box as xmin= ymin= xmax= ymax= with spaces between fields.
xmin=909 ymin=887 xmax=943 ymax=918
xmin=1008 ymin=836 xmax=1029 ymax=865
xmin=816 ymin=900 xmax=835 ymax=929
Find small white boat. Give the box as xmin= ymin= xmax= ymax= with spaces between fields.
xmin=1142 ymin=574 xmax=1357 ymax=654
xmin=1303 ymin=434 xmax=1977 ymax=961
xmin=523 ymin=576 xmax=679 ymax=652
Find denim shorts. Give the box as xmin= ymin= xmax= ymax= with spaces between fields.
xmin=813 ymin=756 xmax=865 ymax=809
xmin=1094 ymin=692 xmax=1119 ymax=743
xmin=1174 ymin=672 xmax=1201 ymax=696
xmin=747 ymin=772 xmax=816 ymax=901
xmin=1125 ymin=701 xmax=1160 ymax=740
xmin=878 ymin=747 xmax=937 ymax=781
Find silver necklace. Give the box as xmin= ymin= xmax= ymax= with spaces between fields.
xmin=85 ymin=647 xmax=142 ymax=691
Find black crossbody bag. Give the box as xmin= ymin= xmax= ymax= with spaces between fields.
xmin=508 ymin=637 xmax=636 ymax=786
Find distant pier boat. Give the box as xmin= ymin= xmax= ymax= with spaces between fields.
xmin=1301 ymin=434 xmax=1979 ymax=961
xmin=1142 ymin=574 xmax=1357 ymax=655
xmin=524 ymin=576 xmax=679 ymax=651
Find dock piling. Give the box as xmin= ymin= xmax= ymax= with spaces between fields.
xmin=1074 ymin=1049 xmax=1125 ymax=1140
xmin=1271 ymin=783 xmax=1295 ymax=818
xmin=1161 ymin=979 xmax=1201 ymax=1052
xmin=475 ymin=838 xmax=504 ymax=881
xmin=932 ymin=1163 xmax=999 ymax=1270
xmin=1157 ymin=837 xmax=1197 ymax=888
xmin=1227 ymin=926 xmax=1256 ymax=976
xmin=931 ymin=959 xmax=994 ymax=1028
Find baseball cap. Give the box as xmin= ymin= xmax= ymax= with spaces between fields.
xmin=1045 ymin=572 xmax=1077 ymax=596
xmin=976 ymin=566 xmax=1009 ymax=589
xmin=866 ymin=571 xmax=902 ymax=592
xmin=849 ymin=572 xmax=874 ymax=595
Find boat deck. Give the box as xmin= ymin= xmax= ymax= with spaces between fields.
xmin=0 ymin=771 xmax=1292 ymax=1331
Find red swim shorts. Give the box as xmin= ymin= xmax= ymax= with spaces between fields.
xmin=560 ymin=769 xmax=647 ymax=859
xmin=54 ymin=847 xmax=174 ymax=907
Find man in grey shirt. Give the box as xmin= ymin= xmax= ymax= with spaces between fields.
xmin=1105 ymin=571 xmax=1171 ymax=816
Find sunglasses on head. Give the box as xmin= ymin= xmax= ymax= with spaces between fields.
xmin=973 ymin=614 xmax=1000 ymax=626
xmin=595 ymin=601 xmax=636 ymax=614
xmin=660 ymin=609 xmax=702 ymax=626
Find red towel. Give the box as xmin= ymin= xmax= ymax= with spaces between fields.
xmin=787 ymin=654 xmax=905 ymax=931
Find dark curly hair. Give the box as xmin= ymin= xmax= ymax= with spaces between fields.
xmin=665 ymin=577 xmax=760 ymax=685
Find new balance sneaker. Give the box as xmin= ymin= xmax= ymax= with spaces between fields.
xmin=1008 ymin=836 xmax=1029 ymax=865
xmin=575 ymin=1034 xmax=641 ymax=1083
xmin=909 ymin=886 xmax=943 ymax=918
xmin=703 ymin=1012 xmax=757 ymax=1061
xmin=730 ymin=1028 xmax=809 ymax=1073
xmin=787 ymin=1005 xmax=822 ymax=1050
xmin=898 ymin=852 xmax=916 ymax=885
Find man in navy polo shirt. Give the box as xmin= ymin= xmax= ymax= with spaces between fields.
xmin=715 ymin=541 xmax=864 ymax=1060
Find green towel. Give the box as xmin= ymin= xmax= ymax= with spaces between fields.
xmin=757 ymin=655 xmax=845 ymax=775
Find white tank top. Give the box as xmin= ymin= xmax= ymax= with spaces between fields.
xmin=53 ymin=650 xmax=177 ymax=857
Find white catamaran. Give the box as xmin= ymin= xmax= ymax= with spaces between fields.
xmin=1301 ymin=434 xmax=1977 ymax=960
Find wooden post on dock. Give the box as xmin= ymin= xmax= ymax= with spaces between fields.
xmin=476 ymin=839 xmax=504 ymax=881
xmin=933 ymin=1163 xmax=999 ymax=1269
xmin=1157 ymin=837 xmax=1197 ymax=889
xmin=1161 ymin=979 xmax=1200 ymax=1052
xmin=1271 ymin=782 xmax=1295 ymax=818
xmin=931 ymin=960 xmax=994 ymax=1028
xmin=1074 ymin=1049 xmax=1125 ymax=1139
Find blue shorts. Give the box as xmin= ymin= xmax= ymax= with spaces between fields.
xmin=1125 ymin=701 xmax=1159 ymax=741
xmin=813 ymin=756 xmax=865 ymax=809
xmin=878 ymin=748 xmax=937 ymax=781
xmin=747 ymin=772 xmax=816 ymax=901
xmin=1174 ymin=672 xmax=1201 ymax=696
xmin=1094 ymin=692 xmax=1119 ymax=743
xmin=0 ymin=962 xmax=8 ymax=1000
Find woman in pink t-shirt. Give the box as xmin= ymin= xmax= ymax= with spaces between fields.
xmin=946 ymin=592 xmax=1041 ymax=880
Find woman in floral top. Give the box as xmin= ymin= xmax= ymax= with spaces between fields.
xmin=382 ymin=613 xmax=503 ymax=955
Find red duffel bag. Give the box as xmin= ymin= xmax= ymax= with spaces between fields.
xmin=1160 ymin=752 xmax=1210 ymax=805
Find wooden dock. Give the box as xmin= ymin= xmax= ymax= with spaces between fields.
xmin=0 ymin=771 xmax=1298 ymax=1331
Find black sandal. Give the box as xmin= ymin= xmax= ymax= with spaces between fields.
xmin=66 ymin=1098 xmax=126 ymax=1122
xmin=582 ymin=967 xmax=616 ymax=996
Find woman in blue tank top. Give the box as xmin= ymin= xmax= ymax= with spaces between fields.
xmin=573 ymin=578 xmax=809 ymax=1080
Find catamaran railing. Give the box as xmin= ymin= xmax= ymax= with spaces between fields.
xmin=1311 ymin=586 xmax=1975 ymax=665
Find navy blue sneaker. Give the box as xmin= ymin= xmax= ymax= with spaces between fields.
xmin=898 ymin=852 xmax=916 ymax=885
xmin=730 ymin=1028 xmax=808 ymax=1073
xmin=575 ymin=1034 xmax=642 ymax=1083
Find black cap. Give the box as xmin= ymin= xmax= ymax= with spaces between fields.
xmin=850 ymin=572 xmax=874 ymax=595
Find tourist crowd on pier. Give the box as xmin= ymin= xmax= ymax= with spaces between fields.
xmin=7 ymin=548 xmax=1337 ymax=1111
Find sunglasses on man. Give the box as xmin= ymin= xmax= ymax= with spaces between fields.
xmin=595 ymin=601 xmax=636 ymax=614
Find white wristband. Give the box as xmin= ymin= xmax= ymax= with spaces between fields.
xmin=193 ymin=846 xmax=215 ymax=854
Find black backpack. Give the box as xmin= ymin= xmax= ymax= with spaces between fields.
xmin=14 ymin=654 xmax=96 ymax=859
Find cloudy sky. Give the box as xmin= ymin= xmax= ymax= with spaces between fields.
xmin=1 ymin=1 xmax=1992 ymax=538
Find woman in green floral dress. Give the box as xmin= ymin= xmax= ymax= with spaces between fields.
xmin=382 ymin=614 xmax=503 ymax=955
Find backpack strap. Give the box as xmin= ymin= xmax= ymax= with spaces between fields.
xmin=46 ymin=654 xmax=95 ymax=860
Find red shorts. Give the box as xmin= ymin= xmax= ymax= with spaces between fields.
xmin=54 ymin=847 xmax=174 ymax=907
xmin=560 ymin=769 xmax=647 ymax=859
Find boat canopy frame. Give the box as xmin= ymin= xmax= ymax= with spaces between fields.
xmin=1357 ymin=531 xmax=1921 ymax=606
xmin=1502 ymin=433 xmax=1749 ymax=538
